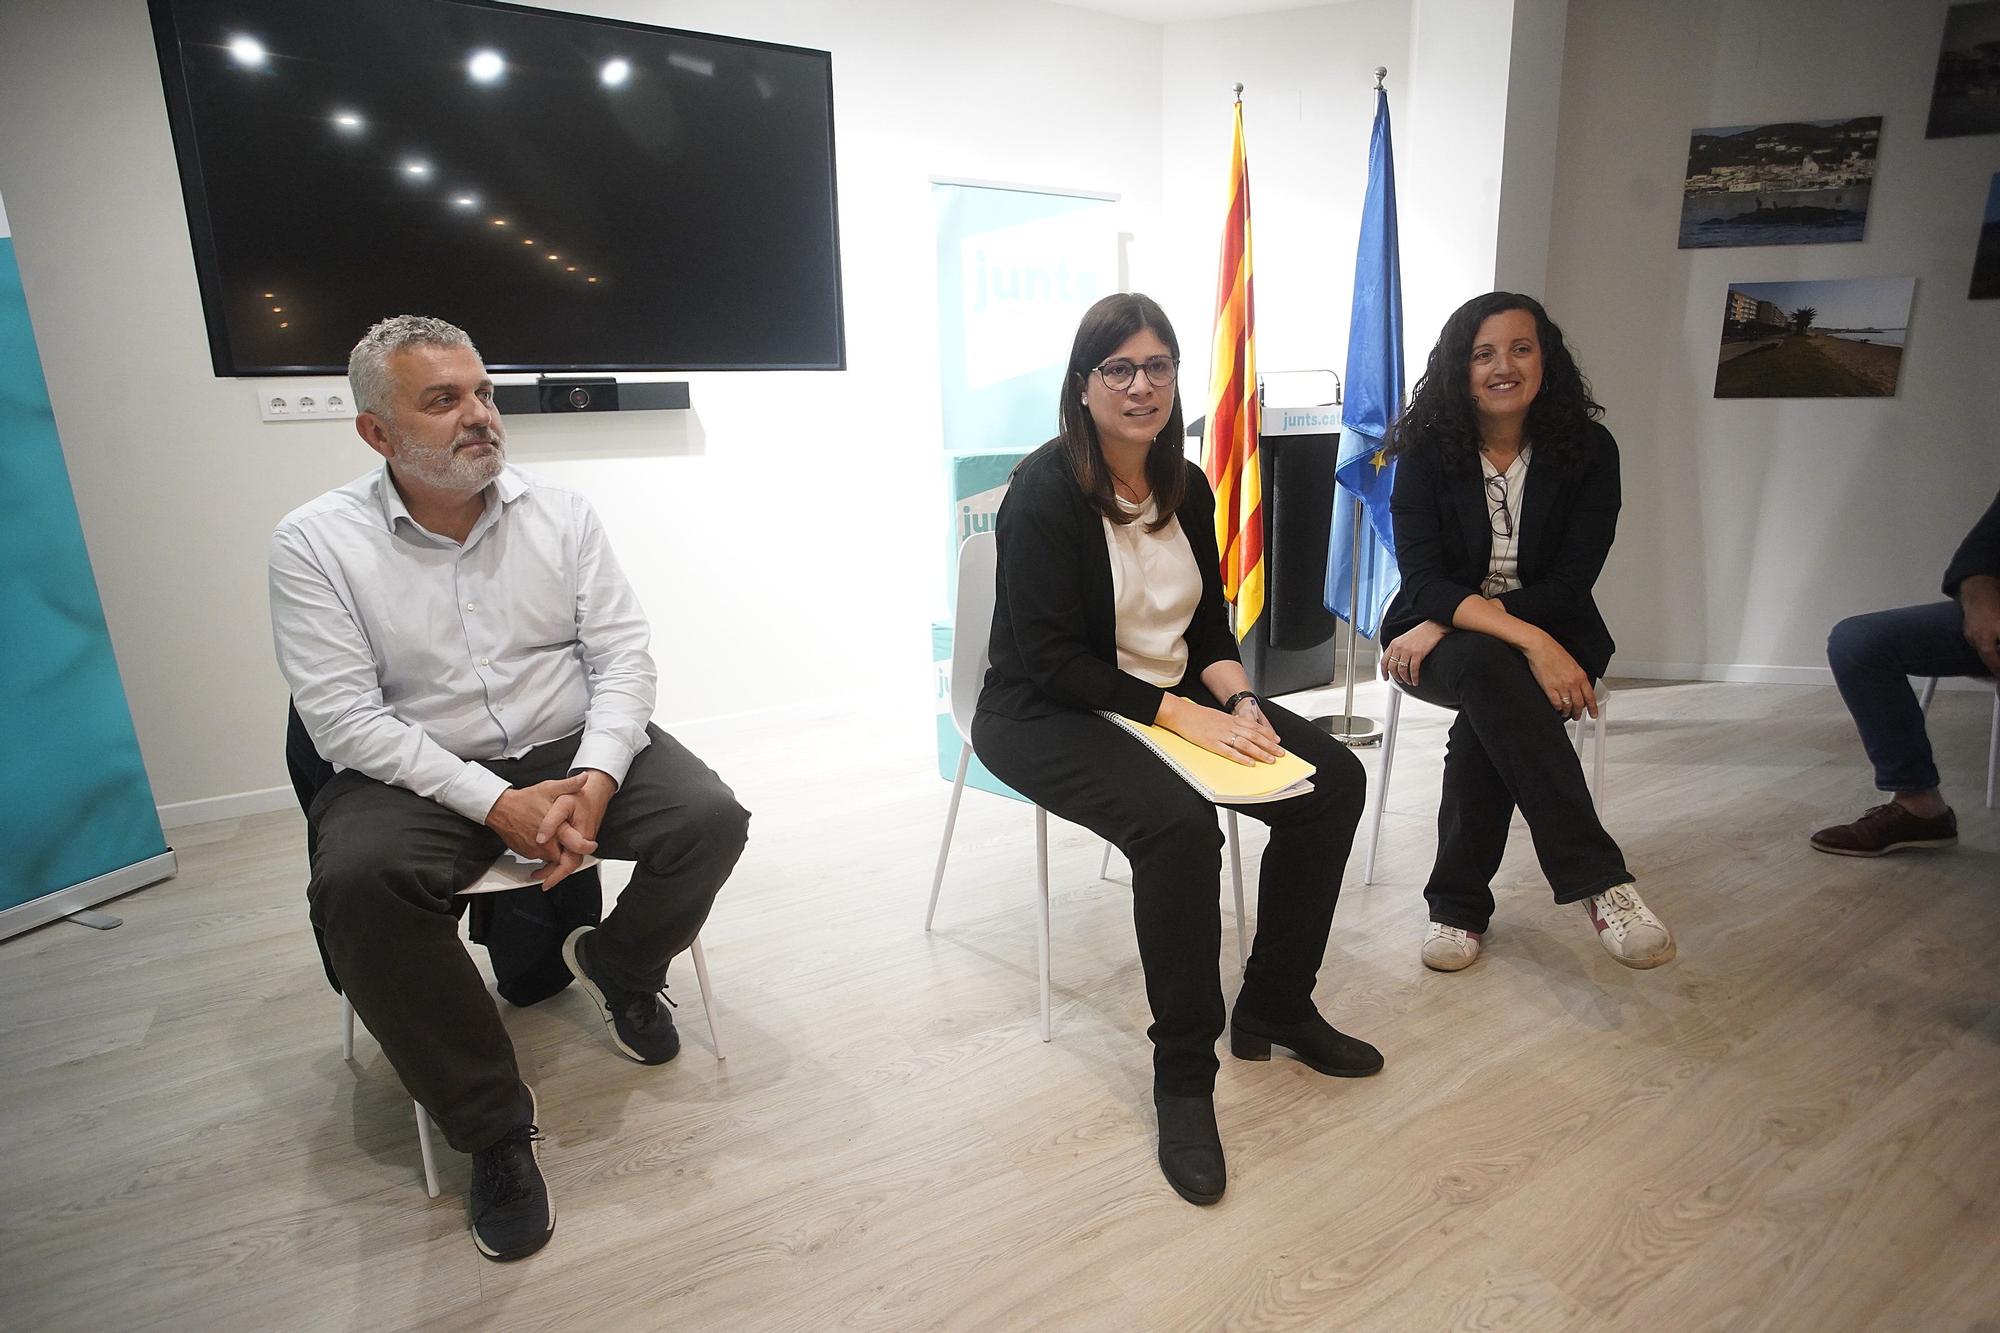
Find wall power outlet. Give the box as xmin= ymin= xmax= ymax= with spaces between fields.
xmin=257 ymin=386 xmax=358 ymax=423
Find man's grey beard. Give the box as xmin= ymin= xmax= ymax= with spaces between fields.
xmin=391 ymin=424 xmax=506 ymax=491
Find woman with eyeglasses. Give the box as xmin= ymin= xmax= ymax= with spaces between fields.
xmin=972 ymin=292 xmax=1377 ymax=1207
xmin=1377 ymin=291 xmax=1675 ymax=973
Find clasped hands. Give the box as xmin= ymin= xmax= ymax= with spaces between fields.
xmin=483 ymin=768 xmax=618 ymax=890
xmin=1382 ymin=618 xmax=1597 ymax=721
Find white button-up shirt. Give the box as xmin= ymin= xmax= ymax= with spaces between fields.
xmin=270 ymin=464 xmax=656 ymax=823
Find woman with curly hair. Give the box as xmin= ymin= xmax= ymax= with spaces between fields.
xmin=1377 ymin=292 xmax=1674 ymax=972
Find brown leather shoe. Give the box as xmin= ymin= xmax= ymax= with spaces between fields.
xmin=1809 ymin=803 xmax=1957 ymax=857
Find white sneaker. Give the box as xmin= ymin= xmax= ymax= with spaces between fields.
xmin=1583 ymin=884 xmax=1674 ymax=968
xmin=1420 ymin=922 xmax=1483 ymax=972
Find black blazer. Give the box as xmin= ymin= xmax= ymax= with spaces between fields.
xmin=1381 ymin=420 xmax=1621 ymax=680
xmin=978 ymin=440 xmax=1240 ymax=723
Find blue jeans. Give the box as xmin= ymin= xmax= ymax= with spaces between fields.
xmin=1827 ymin=602 xmax=1992 ymax=793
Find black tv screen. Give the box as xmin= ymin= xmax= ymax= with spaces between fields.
xmin=148 ymin=0 xmax=844 ymax=375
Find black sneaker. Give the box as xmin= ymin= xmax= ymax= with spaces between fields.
xmin=563 ymin=925 xmax=681 ymax=1065
xmin=468 ymin=1105 xmax=554 ymax=1263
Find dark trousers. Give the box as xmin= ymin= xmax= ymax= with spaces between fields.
xmin=971 ymin=685 xmax=1367 ymax=1097
xmin=307 ymin=723 xmax=749 ymax=1153
xmin=1827 ymin=601 xmax=1992 ymax=793
xmin=1402 ymin=633 xmax=1630 ymax=934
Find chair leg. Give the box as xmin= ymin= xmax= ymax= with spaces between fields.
xmin=1226 ymin=811 xmax=1248 ymax=969
xmin=1987 ymin=691 xmax=1998 ymax=810
xmin=1592 ymin=693 xmax=1609 ymax=813
xmin=1098 ymin=840 xmax=1115 ymax=879
xmin=1364 ymin=689 xmax=1402 ymax=885
xmin=926 ymin=746 xmax=972 ymax=931
xmin=1919 ymin=676 xmax=1938 ymax=715
xmin=1035 ymin=805 xmax=1052 ymax=1043
xmin=689 ymin=934 xmax=724 ymax=1059
xmin=415 ymin=1103 xmax=440 ymax=1199
xmin=341 ymin=994 xmax=355 ymax=1061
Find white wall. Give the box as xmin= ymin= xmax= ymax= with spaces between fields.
xmin=0 ymin=0 xmax=1166 ymax=815
xmin=0 ymin=0 xmax=1540 ymax=817
xmin=1157 ymin=0 xmax=1415 ymax=404
xmin=1495 ymin=0 xmax=1569 ymax=296
xmin=1398 ymin=0 xmax=1518 ymax=372
xmin=1546 ymin=0 xmax=2000 ymax=681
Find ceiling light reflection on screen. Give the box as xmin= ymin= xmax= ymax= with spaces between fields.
xmin=453 ymin=195 xmax=479 ymax=209
xmin=666 ymin=52 xmax=715 ymax=77
xmin=227 ymin=35 xmax=267 ymax=68
xmin=468 ymin=50 xmax=506 ymax=83
xmin=332 ymin=110 xmax=365 ymax=133
xmin=600 ymin=58 xmax=631 ymax=87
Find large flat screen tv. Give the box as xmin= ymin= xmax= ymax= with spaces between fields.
xmin=148 ymin=0 xmax=844 ymax=375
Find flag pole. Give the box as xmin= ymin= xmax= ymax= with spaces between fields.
xmin=1315 ymin=66 xmax=1393 ymax=749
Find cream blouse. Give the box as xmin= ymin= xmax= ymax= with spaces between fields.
xmin=1103 ymin=494 xmax=1203 ymax=687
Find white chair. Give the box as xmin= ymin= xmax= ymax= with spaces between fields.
xmin=1917 ymin=677 xmax=1999 ymax=809
xmin=1363 ymin=683 xmax=1609 ymax=885
xmin=926 ymin=530 xmax=1248 ymax=1042
xmin=340 ymin=855 xmax=724 ymax=1198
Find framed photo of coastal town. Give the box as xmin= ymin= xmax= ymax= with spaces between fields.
xmin=1713 ymin=277 xmax=1915 ymax=398
xmin=1678 ymin=117 xmax=1881 ymax=249
xmin=1926 ymin=1 xmax=2000 ymax=139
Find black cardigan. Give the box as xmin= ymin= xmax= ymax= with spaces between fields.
xmin=1380 ymin=420 xmax=1621 ymax=680
xmin=978 ymin=440 xmax=1240 ymax=723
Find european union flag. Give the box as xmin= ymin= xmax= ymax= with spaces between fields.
xmin=1326 ymin=85 xmax=1404 ymax=640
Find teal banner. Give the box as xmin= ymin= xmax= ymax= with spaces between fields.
xmin=0 ymin=195 xmax=170 ymax=931
xmin=932 ymin=182 xmax=1114 ymax=456
xmin=929 ymin=182 xmax=1111 ymax=798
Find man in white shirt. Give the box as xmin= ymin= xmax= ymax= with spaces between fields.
xmin=270 ymin=316 xmax=748 ymax=1262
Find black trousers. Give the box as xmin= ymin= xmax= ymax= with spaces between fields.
xmin=971 ymin=683 xmax=1367 ymax=1097
xmin=306 ymin=723 xmax=749 ymax=1153
xmin=1402 ymin=632 xmax=1630 ymax=933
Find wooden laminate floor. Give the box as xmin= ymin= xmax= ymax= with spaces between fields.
xmin=3 ymin=679 xmax=1996 ymax=1331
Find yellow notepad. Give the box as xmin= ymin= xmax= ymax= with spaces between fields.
xmin=1098 ymin=712 xmax=1316 ymax=804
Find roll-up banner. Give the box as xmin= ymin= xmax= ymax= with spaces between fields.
xmin=931 ymin=181 xmax=1115 ymax=797
xmin=0 ymin=190 xmax=175 ymax=939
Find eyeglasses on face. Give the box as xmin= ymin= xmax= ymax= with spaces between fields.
xmin=1092 ymin=356 xmax=1179 ymax=391
xmin=1485 ymin=473 xmax=1514 ymax=538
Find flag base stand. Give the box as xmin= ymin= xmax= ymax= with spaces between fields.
xmin=1313 ymin=713 xmax=1382 ymax=747
xmin=1317 ymin=493 xmax=1382 ymax=747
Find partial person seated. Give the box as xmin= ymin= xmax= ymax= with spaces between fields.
xmin=1376 ymin=291 xmax=1674 ymax=975
xmin=269 ymin=315 xmax=749 ymax=1262
xmin=971 ymin=292 xmax=1378 ymax=1209
xmin=1812 ymin=488 xmax=2000 ymax=855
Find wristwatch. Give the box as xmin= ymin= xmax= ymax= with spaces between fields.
xmin=1222 ymin=690 xmax=1257 ymax=714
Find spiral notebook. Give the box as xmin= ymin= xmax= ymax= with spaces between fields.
xmin=1098 ymin=712 xmax=1316 ymax=804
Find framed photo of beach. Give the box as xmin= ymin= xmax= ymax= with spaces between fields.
xmin=1678 ymin=117 xmax=1881 ymax=249
xmin=1713 ymin=277 xmax=1915 ymax=398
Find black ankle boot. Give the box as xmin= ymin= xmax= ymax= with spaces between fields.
xmin=1153 ymin=1093 xmax=1226 ymax=1205
xmin=1230 ymin=1008 xmax=1384 ymax=1077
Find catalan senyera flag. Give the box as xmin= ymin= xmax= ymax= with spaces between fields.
xmin=1204 ymin=97 xmax=1263 ymax=640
